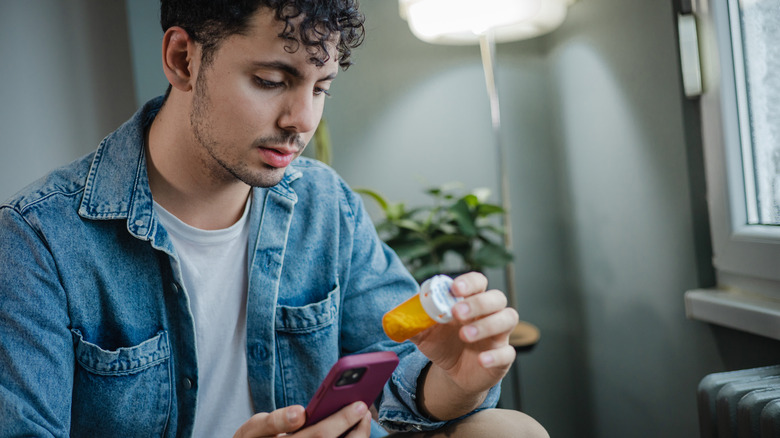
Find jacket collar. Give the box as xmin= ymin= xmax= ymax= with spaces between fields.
xmin=78 ymin=96 xmax=303 ymax=238
xmin=78 ymin=97 xmax=161 ymax=239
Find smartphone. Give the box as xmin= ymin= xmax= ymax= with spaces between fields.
xmin=303 ymin=351 xmax=399 ymax=427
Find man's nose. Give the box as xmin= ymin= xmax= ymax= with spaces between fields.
xmin=278 ymin=89 xmax=320 ymax=134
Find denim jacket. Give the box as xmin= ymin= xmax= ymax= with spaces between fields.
xmin=0 ymin=97 xmax=499 ymax=437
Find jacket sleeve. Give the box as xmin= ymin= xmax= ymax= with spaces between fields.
xmin=0 ymin=206 xmax=73 ymax=437
xmin=338 ymin=187 xmax=501 ymax=433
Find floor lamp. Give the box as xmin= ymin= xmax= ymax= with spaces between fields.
xmin=399 ymin=0 xmax=575 ymax=310
xmin=399 ymin=0 xmax=575 ymax=409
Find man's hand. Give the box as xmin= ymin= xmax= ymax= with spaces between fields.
xmin=412 ymin=272 xmax=519 ymax=420
xmin=233 ymin=402 xmax=372 ymax=438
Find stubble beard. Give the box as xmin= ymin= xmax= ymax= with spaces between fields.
xmin=189 ymin=70 xmax=304 ymax=189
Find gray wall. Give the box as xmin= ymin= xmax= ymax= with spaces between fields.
xmin=125 ymin=0 xmax=167 ymax=106
xmin=546 ymin=0 xmax=723 ymax=435
xmin=0 ymin=0 xmax=136 ymax=202
xmin=0 ymin=1 xmax=738 ymax=437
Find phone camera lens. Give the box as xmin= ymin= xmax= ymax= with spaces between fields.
xmin=335 ymin=367 xmax=367 ymax=387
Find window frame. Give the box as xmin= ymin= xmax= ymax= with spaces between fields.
xmin=685 ymin=0 xmax=780 ymax=341
xmin=699 ymin=0 xmax=780 ymax=289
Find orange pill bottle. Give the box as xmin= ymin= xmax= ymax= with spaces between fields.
xmin=382 ymin=275 xmax=462 ymax=342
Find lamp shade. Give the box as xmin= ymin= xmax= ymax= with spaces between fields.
xmin=399 ymin=0 xmax=574 ymax=45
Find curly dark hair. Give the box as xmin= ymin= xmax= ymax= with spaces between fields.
xmin=160 ymin=0 xmax=365 ymax=70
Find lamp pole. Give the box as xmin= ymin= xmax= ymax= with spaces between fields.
xmin=478 ymin=30 xmax=517 ymax=311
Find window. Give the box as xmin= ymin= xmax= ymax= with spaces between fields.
xmin=730 ymin=0 xmax=780 ymax=226
xmin=685 ymin=0 xmax=780 ymax=339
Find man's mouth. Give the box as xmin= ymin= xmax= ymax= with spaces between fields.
xmin=255 ymin=134 xmax=305 ymax=168
xmin=258 ymin=145 xmax=297 ymax=168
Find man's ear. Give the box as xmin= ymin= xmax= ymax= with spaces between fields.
xmin=161 ymin=26 xmax=197 ymax=92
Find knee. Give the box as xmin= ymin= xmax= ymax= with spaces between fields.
xmin=463 ymin=408 xmax=549 ymax=438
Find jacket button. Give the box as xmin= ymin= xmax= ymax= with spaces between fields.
xmin=171 ymin=282 xmax=180 ymax=294
xmin=183 ymin=378 xmax=193 ymax=390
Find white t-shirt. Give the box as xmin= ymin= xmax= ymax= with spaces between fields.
xmin=154 ymin=199 xmax=254 ymax=437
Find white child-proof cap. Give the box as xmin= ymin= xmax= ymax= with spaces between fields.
xmin=419 ymin=275 xmax=463 ymax=323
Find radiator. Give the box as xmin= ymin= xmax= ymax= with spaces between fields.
xmin=697 ymin=365 xmax=780 ymax=437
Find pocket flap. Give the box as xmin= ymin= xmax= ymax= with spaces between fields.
xmin=71 ymin=329 xmax=170 ymax=376
xmin=276 ymin=286 xmax=339 ymax=333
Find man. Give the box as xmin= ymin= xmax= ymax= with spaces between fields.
xmin=0 ymin=1 xmax=547 ymax=437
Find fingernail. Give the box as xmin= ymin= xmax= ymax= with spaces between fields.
xmin=287 ymin=407 xmax=300 ymax=423
xmin=353 ymin=401 xmax=368 ymax=414
xmin=455 ymin=303 xmax=470 ymax=318
xmin=455 ymin=280 xmax=467 ymax=294
xmin=480 ymin=353 xmax=495 ymax=367
xmin=464 ymin=325 xmax=478 ymax=340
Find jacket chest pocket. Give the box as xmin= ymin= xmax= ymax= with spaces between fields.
xmin=275 ymin=286 xmax=341 ymax=406
xmin=70 ymin=329 xmax=172 ymax=437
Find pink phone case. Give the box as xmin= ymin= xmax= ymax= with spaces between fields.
xmin=303 ymin=351 xmax=399 ymax=427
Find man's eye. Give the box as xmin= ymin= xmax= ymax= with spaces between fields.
xmin=255 ymin=77 xmax=283 ymax=89
xmin=314 ymin=87 xmax=331 ymax=97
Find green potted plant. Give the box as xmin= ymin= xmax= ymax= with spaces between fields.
xmin=356 ymin=183 xmax=513 ymax=283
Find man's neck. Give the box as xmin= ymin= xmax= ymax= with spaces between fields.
xmin=145 ymin=103 xmax=252 ymax=231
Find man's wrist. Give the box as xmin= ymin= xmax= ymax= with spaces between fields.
xmin=416 ymin=362 xmax=488 ymax=421
xmin=415 ymin=361 xmax=440 ymax=421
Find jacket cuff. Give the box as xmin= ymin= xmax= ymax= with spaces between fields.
xmin=376 ymin=348 xmax=501 ymax=433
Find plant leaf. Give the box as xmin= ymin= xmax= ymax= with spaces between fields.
xmin=473 ymin=242 xmax=513 ymax=268
xmin=313 ymin=118 xmax=332 ymax=165
xmin=462 ymin=193 xmax=480 ymax=208
xmin=476 ymin=203 xmax=504 ymax=217
xmin=449 ymin=199 xmax=477 ymax=237
xmin=355 ymin=188 xmax=389 ymax=212
xmin=476 ymin=224 xmax=506 ymax=237
xmin=413 ymin=264 xmax=442 ymax=283
xmin=389 ymin=240 xmax=430 ymax=260
xmin=430 ymin=233 xmax=470 ymax=246
xmin=395 ymin=219 xmax=425 ymax=233
xmin=385 ymin=202 xmax=407 ymax=220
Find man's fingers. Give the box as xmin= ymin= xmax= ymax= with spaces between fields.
xmin=451 ymin=272 xmax=488 ymax=298
xmin=233 ymin=403 xmax=369 ymax=438
xmin=459 ymin=307 xmax=519 ymax=343
xmin=478 ymin=344 xmax=517 ymax=369
xmin=306 ymin=401 xmax=369 ymax=436
xmin=453 ymin=289 xmax=508 ymax=322
xmin=233 ymin=405 xmax=305 ymax=438
xmin=344 ymin=411 xmax=373 ymax=437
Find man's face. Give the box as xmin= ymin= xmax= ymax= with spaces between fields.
xmin=189 ymin=7 xmax=339 ymax=188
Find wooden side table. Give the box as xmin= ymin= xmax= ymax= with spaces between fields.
xmin=506 ymin=321 xmax=540 ymax=410
xmin=509 ymin=320 xmax=541 ymax=353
